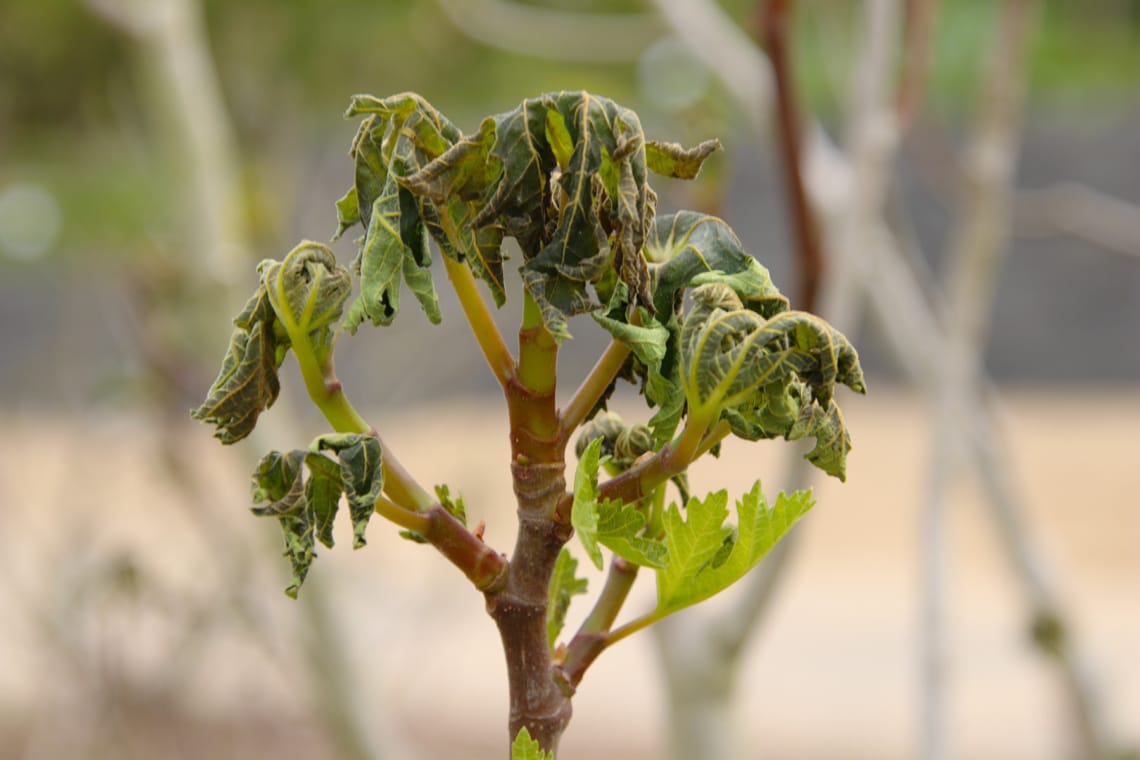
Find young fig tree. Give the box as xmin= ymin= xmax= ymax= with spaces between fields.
xmin=193 ymin=91 xmax=865 ymax=757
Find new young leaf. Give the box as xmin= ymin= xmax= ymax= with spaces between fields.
xmin=655 ymin=484 xmax=814 ymax=615
xmin=511 ymin=728 xmax=554 ymax=760
xmin=547 ymin=548 xmax=588 ymax=649
xmin=571 ymin=437 xmax=605 ymax=569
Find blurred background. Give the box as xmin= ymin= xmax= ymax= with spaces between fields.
xmin=1 ymin=0 xmax=1137 ymax=758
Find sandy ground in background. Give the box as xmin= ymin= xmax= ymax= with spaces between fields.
xmin=0 ymin=389 xmax=1137 ymax=759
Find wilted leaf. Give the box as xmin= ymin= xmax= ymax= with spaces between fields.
xmin=402 ymin=118 xmax=508 ymax=304
xmin=787 ymin=399 xmax=853 ymax=481
xmin=645 ymin=139 xmax=721 ymax=179
xmin=648 ymin=212 xmax=789 ymax=318
xmin=592 ymin=284 xmax=668 ymax=368
xmin=342 ymin=97 xmax=459 ymax=331
xmin=250 ymin=450 xmax=314 ymax=599
xmin=305 ymin=452 xmax=344 ymax=549
xmin=333 ymin=186 xmax=360 ymax=241
xmin=315 ymin=433 xmax=383 ymax=549
xmin=191 ymin=279 xmax=288 ymax=444
xmin=473 ymin=96 xmax=554 ymax=256
xmin=263 ymin=242 xmax=352 ymax=345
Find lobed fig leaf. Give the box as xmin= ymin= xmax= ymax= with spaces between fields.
xmin=571 ymin=435 xmax=667 ymax=571
xmin=511 ymin=728 xmax=554 ymax=760
xmin=654 ymin=484 xmax=813 ymax=616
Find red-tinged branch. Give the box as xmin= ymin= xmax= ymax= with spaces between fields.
xmin=559 ymin=556 xmax=640 ymax=687
xmin=373 ymin=495 xmax=506 ymax=590
xmin=756 ymin=0 xmax=825 ymax=312
xmin=291 ymin=329 xmax=435 ymax=512
xmin=897 ymin=0 xmax=938 ymax=131
xmin=485 ymin=291 xmax=573 ymax=754
xmin=425 ymin=504 xmax=509 ymax=592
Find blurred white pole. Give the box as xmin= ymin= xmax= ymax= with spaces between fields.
xmin=85 ymin=3 xmax=408 ymax=758
xmin=922 ymin=2 xmax=1037 ymax=755
xmin=86 ymin=0 xmax=246 ymax=288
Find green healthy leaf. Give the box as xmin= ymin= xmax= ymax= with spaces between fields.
xmin=191 ymin=277 xmax=288 ymax=444
xmin=511 ymin=727 xmax=553 ymax=760
xmin=434 ymin=483 xmax=467 ymax=526
xmin=655 ymin=484 xmax=813 ymax=615
xmin=571 ymin=437 xmax=605 ymax=570
xmin=315 ymin=433 xmax=383 ymax=549
xmin=596 ymin=499 xmax=668 ymax=568
xmin=645 ymin=139 xmax=721 ymax=179
xmin=655 ymin=490 xmax=733 ymax=612
xmin=692 ymin=484 xmax=813 ymax=606
xmin=571 ymin=417 xmax=667 ymax=568
xmin=546 ymin=548 xmax=588 ymax=650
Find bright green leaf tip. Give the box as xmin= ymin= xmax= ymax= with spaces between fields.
xmin=511 ymin=727 xmax=554 ymax=760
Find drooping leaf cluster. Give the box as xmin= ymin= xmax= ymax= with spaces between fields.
xmin=594 ymin=212 xmax=866 ymax=479
xmin=250 ymin=433 xmax=383 ymax=597
xmin=333 ymin=90 xmax=721 ymax=340
xmin=191 ymin=91 xmax=865 ymax=627
xmin=192 ymin=242 xmax=351 ymax=443
xmin=680 ymin=282 xmax=865 ymax=480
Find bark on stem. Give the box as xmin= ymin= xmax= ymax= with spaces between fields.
xmin=485 ymin=300 xmax=573 ymax=755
